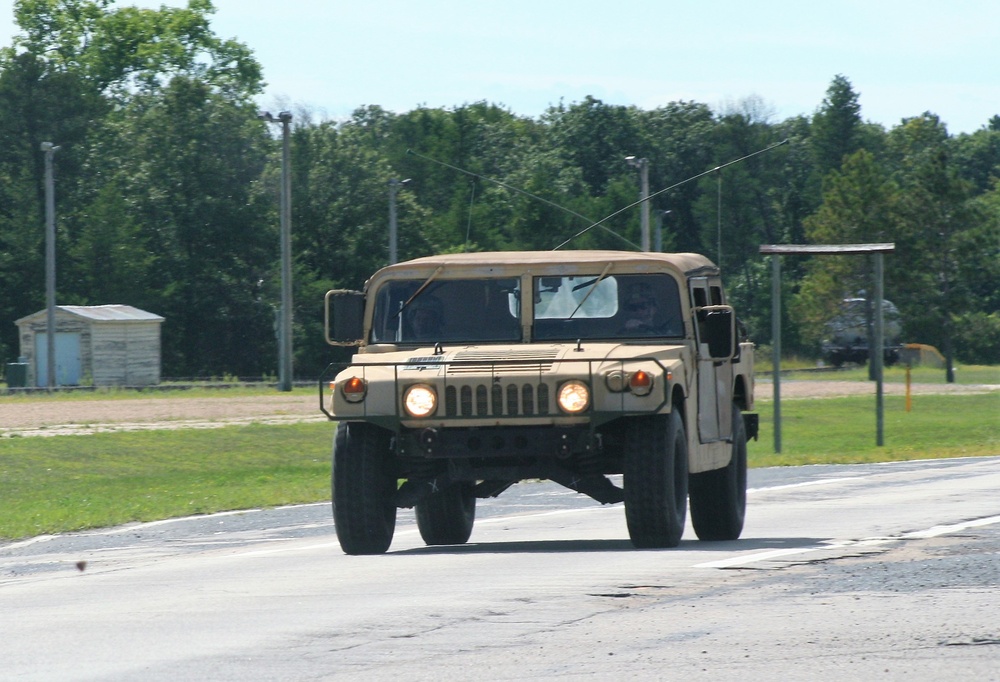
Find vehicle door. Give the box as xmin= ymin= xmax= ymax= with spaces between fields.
xmin=689 ymin=277 xmax=733 ymax=443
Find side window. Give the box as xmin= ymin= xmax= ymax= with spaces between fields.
xmin=710 ymin=285 xmax=724 ymax=305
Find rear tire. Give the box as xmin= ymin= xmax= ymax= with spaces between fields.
xmin=623 ymin=411 xmax=688 ymax=548
xmin=689 ymin=404 xmax=747 ymax=541
xmin=415 ymin=482 xmax=476 ymax=545
xmin=332 ymin=422 xmax=397 ymax=555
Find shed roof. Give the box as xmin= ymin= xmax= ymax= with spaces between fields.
xmin=16 ymin=305 xmax=164 ymax=325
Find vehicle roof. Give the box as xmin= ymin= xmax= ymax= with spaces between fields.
xmin=376 ymin=250 xmax=719 ymax=277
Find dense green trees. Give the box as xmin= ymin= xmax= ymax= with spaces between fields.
xmin=1 ymin=2 xmax=997 ymax=380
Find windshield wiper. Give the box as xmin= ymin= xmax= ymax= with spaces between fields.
xmin=392 ymin=265 xmax=444 ymax=321
xmin=568 ymin=262 xmax=614 ymax=320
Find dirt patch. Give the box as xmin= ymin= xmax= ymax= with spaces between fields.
xmin=760 ymin=379 xmax=1000 ymax=400
xmin=0 ymin=393 xmax=327 ymax=437
xmin=1 ymin=381 xmax=996 ymax=438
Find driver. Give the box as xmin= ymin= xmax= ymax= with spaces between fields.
xmin=619 ymin=282 xmax=678 ymax=335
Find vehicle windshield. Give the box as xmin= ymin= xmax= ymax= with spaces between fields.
xmin=371 ymin=277 xmax=521 ymax=344
xmin=533 ymin=273 xmax=683 ymax=341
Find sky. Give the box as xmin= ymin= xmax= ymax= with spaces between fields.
xmin=1 ymin=0 xmax=998 ymax=134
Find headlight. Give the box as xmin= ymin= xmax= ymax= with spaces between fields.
xmin=557 ymin=380 xmax=590 ymax=414
xmin=403 ymin=384 xmax=437 ymax=417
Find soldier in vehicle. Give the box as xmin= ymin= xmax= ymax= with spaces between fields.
xmin=620 ymin=282 xmax=677 ymax=335
xmin=406 ymin=295 xmax=444 ymax=340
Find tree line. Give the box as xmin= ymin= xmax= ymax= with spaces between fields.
xmin=2 ymin=1 xmax=998 ymax=380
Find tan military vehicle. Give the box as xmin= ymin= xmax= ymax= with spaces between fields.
xmin=323 ymin=250 xmax=757 ymax=554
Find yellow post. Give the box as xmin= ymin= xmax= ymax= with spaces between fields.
xmin=905 ymin=364 xmax=912 ymax=412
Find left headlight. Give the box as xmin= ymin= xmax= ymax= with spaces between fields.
xmin=403 ymin=384 xmax=437 ymax=417
xmin=557 ymin=380 xmax=590 ymax=414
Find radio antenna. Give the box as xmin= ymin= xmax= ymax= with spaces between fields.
xmin=406 ymin=148 xmax=640 ymax=249
xmin=407 ymin=138 xmax=787 ymax=252
xmin=553 ymin=138 xmax=789 ymax=250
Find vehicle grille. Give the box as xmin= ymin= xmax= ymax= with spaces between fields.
xmin=444 ymin=381 xmax=551 ymax=417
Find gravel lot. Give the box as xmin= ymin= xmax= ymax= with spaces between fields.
xmin=1 ymin=380 xmax=996 ymax=438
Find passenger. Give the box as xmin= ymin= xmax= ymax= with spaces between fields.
xmin=407 ymin=295 xmax=443 ymax=340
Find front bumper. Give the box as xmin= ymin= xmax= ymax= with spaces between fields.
xmin=398 ymin=423 xmax=595 ymax=460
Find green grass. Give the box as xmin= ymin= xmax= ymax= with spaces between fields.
xmin=1 ymin=389 xmax=997 ymax=542
xmin=0 ymin=422 xmax=332 ymax=540
xmin=749 ymin=393 xmax=1000 ymax=467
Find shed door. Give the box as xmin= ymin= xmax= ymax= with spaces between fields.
xmin=35 ymin=332 xmax=82 ymax=386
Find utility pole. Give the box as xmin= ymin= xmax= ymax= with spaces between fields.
xmin=388 ymin=178 xmax=410 ymax=264
xmin=625 ymin=156 xmax=650 ymax=251
xmin=654 ymin=209 xmax=671 ymax=252
xmin=41 ymin=142 xmax=60 ymax=388
xmin=260 ymin=111 xmax=294 ymax=391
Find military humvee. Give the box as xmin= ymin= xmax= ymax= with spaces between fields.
xmin=323 ymin=250 xmax=757 ymax=554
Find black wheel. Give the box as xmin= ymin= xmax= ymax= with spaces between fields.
xmin=689 ymin=403 xmax=747 ymax=541
xmin=415 ymin=482 xmax=477 ymax=545
xmin=332 ymin=422 xmax=397 ymax=555
xmin=623 ymin=411 xmax=688 ymax=549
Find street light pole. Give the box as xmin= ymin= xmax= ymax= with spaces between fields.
xmin=654 ymin=209 xmax=672 ymax=252
xmin=388 ymin=178 xmax=411 ymax=264
xmin=625 ymin=156 xmax=650 ymax=251
xmin=260 ymin=111 xmax=294 ymax=391
xmin=41 ymin=141 xmax=60 ymax=388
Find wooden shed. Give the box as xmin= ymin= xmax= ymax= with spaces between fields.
xmin=15 ymin=305 xmax=165 ymax=387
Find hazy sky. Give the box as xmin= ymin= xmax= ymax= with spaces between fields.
xmin=2 ymin=0 xmax=997 ymax=134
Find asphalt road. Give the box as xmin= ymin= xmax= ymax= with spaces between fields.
xmin=2 ymin=457 xmax=999 ymax=681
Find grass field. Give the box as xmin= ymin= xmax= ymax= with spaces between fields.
xmin=1 ymin=374 xmax=997 ymax=541
xmin=0 ymin=423 xmax=333 ymax=540
xmin=748 ymin=393 xmax=999 ymax=466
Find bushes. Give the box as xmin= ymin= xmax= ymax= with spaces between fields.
xmin=952 ymin=312 xmax=1000 ymax=365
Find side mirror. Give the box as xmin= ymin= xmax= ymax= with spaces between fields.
xmin=325 ymin=290 xmax=365 ymax=346
xmin=696 ymin=305 xmax=736 ymax=361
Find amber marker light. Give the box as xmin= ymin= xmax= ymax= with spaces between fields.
xmin=629 ymin=369 xmax=654 ymax=396
xmin=341 ymin=376 xmax=367 ymax=403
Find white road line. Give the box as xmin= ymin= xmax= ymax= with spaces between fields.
xmin=747 ymin=477 xmax=862 ymax=493
xmin=901 ymin=514 xmax=1000 ymax=539
xmin=694 ymin=514 xmax=1000 ymax=569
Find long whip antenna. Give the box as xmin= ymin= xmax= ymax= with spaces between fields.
xmin=553 ymin=138 xmax=789 ymax=250
xmin=406 ymin=148 xmax=640 ymax=249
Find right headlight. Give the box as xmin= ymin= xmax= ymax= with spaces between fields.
xmin=557 ymin=380 xmax=590 ymax=414
xmin=403 ymin=384 xmax=437 ymax=418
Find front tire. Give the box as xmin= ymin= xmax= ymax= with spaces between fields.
xmin=623 ymin=411 xmax=688 ymax=548
xmin=415 ymin=482 xmax=476 ymax=545
xmin=689 ymin=404 xmax=748 ymax=541
xmin=332 ymin=422 xmax=397 ymax=555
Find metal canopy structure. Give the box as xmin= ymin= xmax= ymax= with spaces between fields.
xmin=759 ymin=243 xmax=895 ymax=452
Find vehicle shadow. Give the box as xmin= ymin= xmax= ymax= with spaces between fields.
xmin=391 ymin=536 xmax=830 ymax=556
